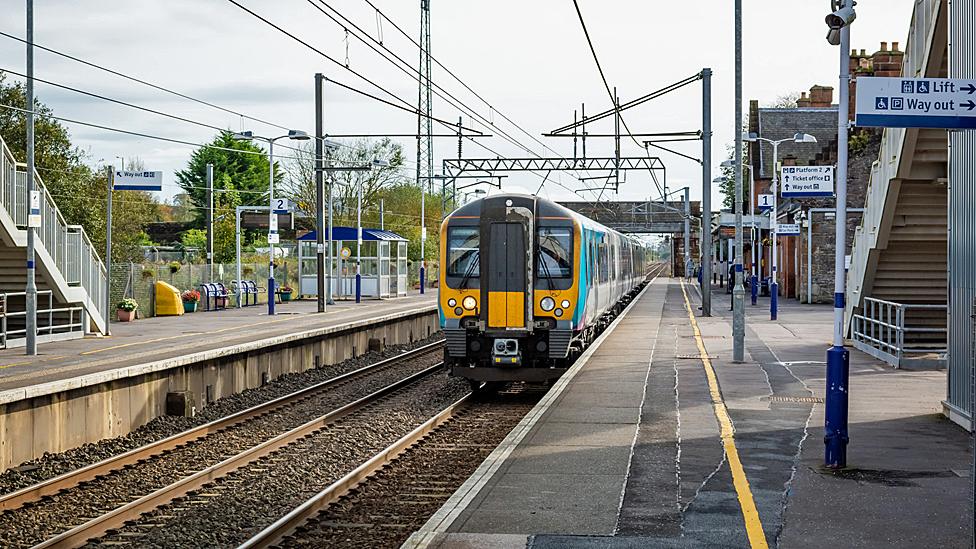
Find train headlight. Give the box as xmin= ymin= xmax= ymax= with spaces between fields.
xmin=447 ymin=298 xmax=457 ymax=307
xmin=554 ymin=308 xmax=564 ymax=318
xmin=560 ymin=300 xmax=571 ymax=309
xmin=462 ymin=296 xmax=477 ymax=310
xmin=540 ymin=297 xmax=556 ymax=311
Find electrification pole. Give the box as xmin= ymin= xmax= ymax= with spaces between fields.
xmin=825 ymin=0 xmax=853 ymax=468
xmin=416 ymin=0 xmax=433 ymax=294
xmin=701 ymin=67 xmax=712 ymax=316
xmin=25 ymin=0 xmax=37 ymax=354
xmin=770 ymin=141 xmax=780 ymax=320
xmin=732 ymin=0 xmax=746 ymax=363
xmin=315 ymin=73 xmax=326 ymax=313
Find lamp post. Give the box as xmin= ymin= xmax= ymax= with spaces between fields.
xmin=824 ymin=0 xmax=855 ymax=469
xmin=721 ymin=159 xmax=758 ymax=305
xmin=234 ymin=130 xmax=310 ymax=315
xmin=743 ymin=131 xmax=818 ymax=320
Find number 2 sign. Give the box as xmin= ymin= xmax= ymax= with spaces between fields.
xmin=271 ymin=198 xmax=291 ymax=214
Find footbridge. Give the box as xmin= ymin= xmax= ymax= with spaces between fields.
xmin=556 ymin=200 xmax=700 ymax=234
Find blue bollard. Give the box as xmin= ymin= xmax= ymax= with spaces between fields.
xmin=750 ymin=274 xmax=758 ymax=306
xmin=419 ymin=265 xmax=426 ymax=295
xmin=825 ymin=341 xmax=850 ymax=468
xmin=770 ymin=281 xmax=778 ymax=320
xmin=355 ymin=272 xmax=362 ymax=303
xmin=267 ymin=276 xmax=275 ymax=316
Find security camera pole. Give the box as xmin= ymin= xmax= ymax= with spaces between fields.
xmin=824 ymin=0 xmax=855 ymax=468
xmin=731 ymin=0 xmax=746 ymax=363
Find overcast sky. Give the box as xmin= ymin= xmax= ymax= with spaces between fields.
xmin=0 ymin=0 xmax=915 ymax=208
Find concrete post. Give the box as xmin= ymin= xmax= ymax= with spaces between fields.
xmin=732 ymin=0 xmax=746 ymax=363
xmin=701 ymin=68 xmax=712 ymax=316
xmin=825 ymin=8 xmax=852 ymax=468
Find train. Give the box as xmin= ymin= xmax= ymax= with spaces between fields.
xmin=438 ymin=193 xmax=651 ymax=387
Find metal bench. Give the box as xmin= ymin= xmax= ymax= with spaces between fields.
xmin=200 ymin=282 xmax=229 ymax=311
xmin=232 ymin=280 xmax=264 ymax=307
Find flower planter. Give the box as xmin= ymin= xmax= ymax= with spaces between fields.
xmin=280 ymin=292 xmax=293 ymax=302
xmin=117 ymin=309 xmax=136 ymax=322
xmin=183 ymin=301 xmax=198 ymax=313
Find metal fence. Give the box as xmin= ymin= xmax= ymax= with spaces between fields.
xmin=850 ymin=297 xmax=947 ymax=368
xmin=0 ymin=136 xmax=107 ymax=324
xmin=0 ymin=290 xmax=84 ymax=348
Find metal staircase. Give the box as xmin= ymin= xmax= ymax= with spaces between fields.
xmin=845 ymin=0 xmax=948 ymax=367
xmin=0 ymin=134 xmax=107 ymax=346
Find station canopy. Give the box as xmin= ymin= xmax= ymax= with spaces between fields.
xmin=298 ymin=227 xmax=407 ymax=242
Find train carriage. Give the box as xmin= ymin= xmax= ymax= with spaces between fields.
xmin=439 ymin=193 xmax=649 ymax=385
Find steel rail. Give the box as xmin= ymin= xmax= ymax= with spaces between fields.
xmin=238 ymin=392 xmax=473 ymax=549
xmin=240 ymin=264 xmax=668 ymax=549
xmin=0 ymin=340 xmax=444 ymax=513
xmin=32 ymin=361 xmax=446 ymax=549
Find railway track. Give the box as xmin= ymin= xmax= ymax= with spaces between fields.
xmin=237 ymin=267 xmax=667 ymax=548
xmin=240 ymin=386 xmax=542 ymax=549
xmin=0 ymin=341 xmax=446 ymax=549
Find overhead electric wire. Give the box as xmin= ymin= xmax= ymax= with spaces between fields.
xmin=360 ymin=0 xmax=568 ymax=161
xmin=0 ymin=103 xmax=310 ymax=161
xmin=0 ymin=29 xmax=291 ymax=133
xmin=306 ymin=0 xmax=560 ymax=165
xmin=570 ymin=0 xmax=667 ymax=201
xmin=225 ymin=0 xmax=577 ymax=196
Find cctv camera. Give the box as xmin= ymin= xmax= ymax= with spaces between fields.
xmin=825 ymin=4 xmax=856 ymax=30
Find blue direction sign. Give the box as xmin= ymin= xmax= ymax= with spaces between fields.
xmin=856 ymin=77 xmax=976 ymax=129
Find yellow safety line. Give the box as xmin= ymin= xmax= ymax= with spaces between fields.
xmin=679 ymin=279 xmax=768 ymax=549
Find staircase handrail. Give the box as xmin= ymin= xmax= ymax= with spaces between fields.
xmin=844 ymin=0 xmax=942 ymax=334
xmin=0 ymin=134 xmax=107 ymax=322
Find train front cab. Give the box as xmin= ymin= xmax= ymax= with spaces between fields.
xmin=439 ymin=196 xmax=579 ymax=383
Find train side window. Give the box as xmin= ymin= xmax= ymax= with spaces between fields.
xmin=599 ymin=241 xmax=609 ymax=283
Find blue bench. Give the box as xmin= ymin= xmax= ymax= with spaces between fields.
xmin=199 ymin=282 xmax=229 ymax=311
xmin=232 ymin=280 xmax=264 ymax=307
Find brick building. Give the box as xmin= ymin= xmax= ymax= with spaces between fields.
xmin=746 ymin=42 xmax=900 ymax=303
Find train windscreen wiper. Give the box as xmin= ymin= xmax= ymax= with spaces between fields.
xmin=459 ymin=250 xmax=480 ymax=289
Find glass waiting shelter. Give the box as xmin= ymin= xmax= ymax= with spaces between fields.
xmin=297 ymin=227 xmax=409 ymax=299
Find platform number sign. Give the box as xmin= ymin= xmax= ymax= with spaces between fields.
xmin=271 ymin=197 xmax=291 ymax=214
xmin=757 ymin=194 xmax=774 ymax=211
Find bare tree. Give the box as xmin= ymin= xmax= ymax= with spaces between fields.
xmin=283 ymin=138 xmax=407 ymax=226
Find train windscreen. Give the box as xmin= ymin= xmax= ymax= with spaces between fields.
xmin=447 ymin=227 xmax=480 ymax=279
xmin=537 ymin=227 xmax=572 ymax=280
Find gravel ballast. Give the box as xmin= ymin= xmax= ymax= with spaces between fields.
xmin=86 ymin=373 xmax=470 ymax=548
xmin=0 ymin=335 xmax=443 ymax=549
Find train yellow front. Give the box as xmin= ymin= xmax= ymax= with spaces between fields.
xmin=439 ymin=193 xmax=650 ymax=386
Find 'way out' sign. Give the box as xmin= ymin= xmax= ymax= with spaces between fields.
xmin=781 ymin=166 xmax=834 ymax=198
xmin=113 ymin=170 xmax=163 ymax=191
xmin=855 ymin=77 xmax=976 ymax=129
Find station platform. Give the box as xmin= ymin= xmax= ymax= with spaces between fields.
xmin=408 ymin=278 xmax=972 ymax=548
xmin=0 ymin=293 xmax=436 ymax=396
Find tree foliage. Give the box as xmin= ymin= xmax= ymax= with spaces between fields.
xmin=718 ymin=143 xmax=750 ymax=212
xmin=0 ymin=73 xmax=157 ymax=262
xmin=175 ymin=131 xmax=281 ymax=262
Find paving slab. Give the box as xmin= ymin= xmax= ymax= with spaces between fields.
xmin=407 ymin=279 xmax=973 ymax=549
